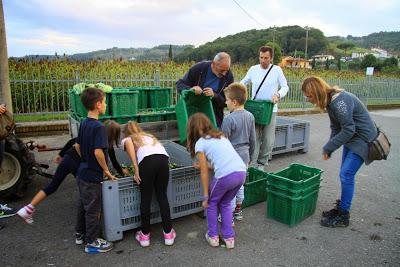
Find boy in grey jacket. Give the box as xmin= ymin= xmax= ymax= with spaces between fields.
xmin=221 ymin=83 xmax=256 ymax=220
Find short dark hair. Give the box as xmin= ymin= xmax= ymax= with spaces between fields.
xmin=259 ymin=46 xmax=274 ymax=58
xmin=80 ymin=88 xmax=105 ymax=111
xmin=224 ymin=82 xmax=247 ymax=105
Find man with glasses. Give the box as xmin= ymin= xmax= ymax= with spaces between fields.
xmin=176 ymin=52 xmax=234 ymax=127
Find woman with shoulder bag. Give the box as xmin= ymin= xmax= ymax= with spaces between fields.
xmin=301 ymin=76 xmax=377 ymax=228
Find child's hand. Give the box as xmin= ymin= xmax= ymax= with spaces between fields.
xmin=134 ymin=172 xmax=141 ymax=184
xmin=104 ymin=170 xmax=117 ymax=181
xmin=193 ymin=162 xmax=200 ymax=169
xmin=54 ymin=155 xmax=62 ymax=164
xmin=122 ymin=168 xmax=130 ymax=176
xmin=202 ymin=199 xmax=208 ymax=208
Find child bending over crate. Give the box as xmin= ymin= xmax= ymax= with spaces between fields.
xmin=122 ymin=121 xmax=176 ymax=247
xmin=186 ymin=113 xmax=246 ymax=249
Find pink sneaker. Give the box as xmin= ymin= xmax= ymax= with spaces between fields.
xmin=135 ymin=230 xmax=150 ymax=247
xmin=163 ymin=229 xmax=176 ymax=246
xmin=17 ymin=205 xmax=35 ymax=224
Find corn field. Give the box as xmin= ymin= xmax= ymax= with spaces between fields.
xmin=8 ymin=59 xmax=400 ymax=121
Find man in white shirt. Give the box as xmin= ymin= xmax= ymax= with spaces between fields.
xmin=241 ymin=46 xmax=289 ymax=170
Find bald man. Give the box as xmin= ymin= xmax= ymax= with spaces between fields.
xmin=176 ymin=52 xmax=234 ymax=127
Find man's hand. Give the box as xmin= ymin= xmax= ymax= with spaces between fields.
xmin=0 ymin=104 xmax=7 ymax=114
xmin=192 ymin=86 xmax=203 ymax=95
xmin=322 ymin=153 xmax=330 ymax=160
xmin=272 ymin=93 xmax=280 ymax=104
xmin=203 ymin=88 xmax=214 ymax=97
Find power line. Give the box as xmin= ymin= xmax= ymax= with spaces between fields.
xmin=232 ymin=0 xmax=266 ymax=28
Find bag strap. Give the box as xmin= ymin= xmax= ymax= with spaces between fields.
xmin=253 ymin=65 xmax=274 ymax=100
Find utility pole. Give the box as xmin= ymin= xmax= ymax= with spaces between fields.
xmin=304 ymin=26 xmax=310 ymax=60
xmin=272 ymin=25 xmax=276 ymax=55
xmin=0 ymin=0 xmax=12 ymax=111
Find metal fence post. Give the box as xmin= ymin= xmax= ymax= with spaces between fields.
xmin=155 ymin=70 xmax=160 ymax=87
xmin=75 ymin=70 xmax=80 ymax=84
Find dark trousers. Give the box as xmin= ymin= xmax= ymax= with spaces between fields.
xmin=75 ymin=179 xmax=102 ymax=244
xmin=43 ymin=154 xmax=79 ymax=196
xmin=139 ymin=154 xmax=172 ymax=234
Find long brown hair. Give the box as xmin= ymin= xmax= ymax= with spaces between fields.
xmin=123 ymin=121 xmax=159 ymax=148
xmin=186 ymin=113 xmax=224 ymax=157
xmin=301 ymin=76 xmax=343 ymax=111
xmin=103 ymin=120 xmax=120 ymax=149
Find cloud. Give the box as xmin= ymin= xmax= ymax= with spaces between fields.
xmin=4 ymin=0 xmax=399 ymax=56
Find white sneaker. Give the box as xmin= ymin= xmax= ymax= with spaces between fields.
xmin=224 ymin=238 xmax=235 ymax=249
xmin=205 ymin=233 xmax=219 ymax=247
xmin=17 ymin=205 xmax=35 ymax=224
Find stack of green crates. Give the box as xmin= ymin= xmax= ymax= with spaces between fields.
xmin=244 ymin=100 xmax=274 ymax=125
xmin=266 ymin=163 xmax=323 ymax=226
xmin=147 ymin=87 xmax=172 ymax=109
xmin=175 ymin=90 xmax=217 ymax=143
xmin=69 ymin=88 xmax=138 ymax=123
xmin=116 ymin=86 xmax=172 ymax=110
xmin=69 ymin=89 xmax=111 ymax=117
xmin=242 ymin=167 xmax=269 ymax=209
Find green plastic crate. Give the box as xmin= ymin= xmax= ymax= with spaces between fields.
xmin=69 ymin=90 xmax=111 ymax=117
xmin=266 ymin=187 xmax=320 ymax=226
xmin=111 ymin=115 xmax=138 ymax=124
xmin=242 ymin=167 xmax=269 ymax=209
xmin=138 ymin=112 xmax=165 ymax=123
xmin=267 ymin=182 xmax=320 ymax=198
xmin=147 ymin=87 xmax=172 ymax=109
xmin=175 ymin=90 xmax=217 ymax=143
xmin=244 ymin=100 xmax=274 ymax=125
xmin=110 ymin=90 xmax=138 ymax=116
xmin=267 ymin=163 xmax=323 ymax=191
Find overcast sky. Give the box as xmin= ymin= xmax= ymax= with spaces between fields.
xmin=4 ymin=0 xmax=400 ymax=57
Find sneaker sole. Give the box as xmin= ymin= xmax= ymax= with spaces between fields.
xmin=164 ymin=239 xmax=175 ymax=246
xmin=320 ymin=220 xmax=349 ymax=228
xmin=76 ymin=240 xmax=84 ymax=245
xmin=17 ymin=213 xmax=33 ymax=224
xmin=0 ymin=213 xmax=16 ymax=219
xmin=84 ymin=247 xmax=113 ymax=254
xmin=136 ymin=237 xmax=150 ymax=247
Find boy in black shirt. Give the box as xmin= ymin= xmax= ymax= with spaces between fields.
xmin=75 ymin=88 xmax=116 ymax=254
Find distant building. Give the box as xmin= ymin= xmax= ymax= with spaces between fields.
xmin=371 ymin=48 xmax=390 ymax=59
xmin=280 ymin=57 xmax=311 ymax=69
xmin=352 ymin=48 xmax=391 ymax=59
xmin=311 ymin=54 xmax=335 ymax=62
xmin=351 ymin=52 xmax=368 ymax=59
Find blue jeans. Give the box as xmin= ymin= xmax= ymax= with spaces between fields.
xmin=339 ymin=146 xmax=364 ymax=212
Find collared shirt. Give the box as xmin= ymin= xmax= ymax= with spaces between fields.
xmin=241 ymin=64 xmax=289 ymax=112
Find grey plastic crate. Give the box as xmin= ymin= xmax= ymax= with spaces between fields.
xmin=102 ymin=141 xmax=202 ymax=241
xmin=272 ymin=116 xmax=310 ymax=156
xmin=68 ymin=115 xmax=80 ymax=138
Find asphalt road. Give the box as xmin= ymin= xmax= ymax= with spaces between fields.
xmin=1 ymin=111 xmax=399 ymax=267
